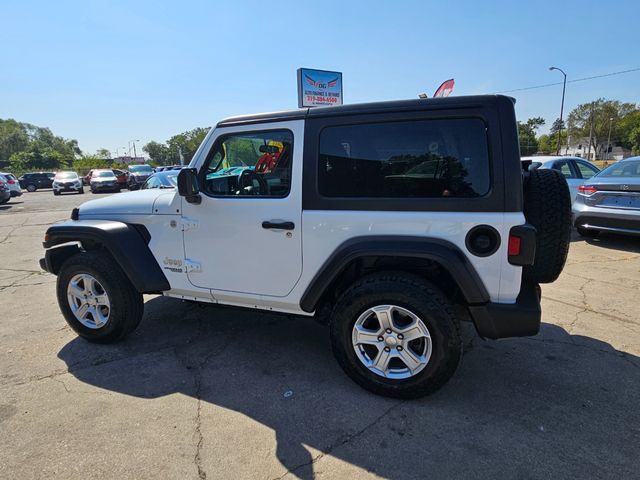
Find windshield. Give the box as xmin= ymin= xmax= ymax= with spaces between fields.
xmin=129 ymin=165 xmax=153 ymax=173
xmin=598 ymin=160 xmax=640 ymax=178
xmin=55 ymin=172 xmax=78 ymax=180
xmin=96 ymin=171 xmax=116 ymax=178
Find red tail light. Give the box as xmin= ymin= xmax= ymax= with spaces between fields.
xmin=578 ymin=185 xmax=597 ymax=194
xmin=508 ymin=235 xmax=521 ymax=256
xmin=7 ymin=179 xmax=15 ymax=184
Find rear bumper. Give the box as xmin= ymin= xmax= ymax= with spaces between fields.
xmin=573 ymin=212 xmax=640 ymax=236
xmin=468 ymin=281 xmax=541 ymax=339
xmin=10 ymin=190 xmax=22 ymax=197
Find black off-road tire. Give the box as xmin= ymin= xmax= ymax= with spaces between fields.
xmin=56 ymin=251 xmax=144 ymax=343
xmin=330 ymin=271 xmax=462 ymax=399
xmin=523 ymin=169 xmax=572 ymax=283
xmin=53 ymin=190 xmax=60 ymax=196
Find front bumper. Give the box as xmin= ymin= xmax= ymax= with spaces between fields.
xmin=91 ymin=183 xmax=119 ymax=191
xmin=54 ymin=184 xmax=82 ymax=192
xmin=468 ymin=281 xmax=541 ymax=339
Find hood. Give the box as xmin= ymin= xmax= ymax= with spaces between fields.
xmin=79 ymin=189 xmax=172 ymax=216
xmin=91 ymin=177 xmax=117 ymax=183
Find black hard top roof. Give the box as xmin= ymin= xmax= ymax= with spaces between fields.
xmin=216 ymin=95 xmax=514 ymax=127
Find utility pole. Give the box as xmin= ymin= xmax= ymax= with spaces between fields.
xmin=587 ymin=103 xmax=594 ymax=161
xmin=549 ymin=66 xmax=567 ymax=155
xmin=606 ymin=117 xmax=613 ymax=161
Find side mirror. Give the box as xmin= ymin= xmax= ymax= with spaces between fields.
xmin=177 ymin=168 xmax=201 ymax=204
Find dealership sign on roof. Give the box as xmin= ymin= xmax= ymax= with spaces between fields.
xmin=297 ymin=68 xmax=343 ymax=108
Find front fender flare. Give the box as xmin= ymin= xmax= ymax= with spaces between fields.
xmin=42 ymin=220 xmax=169 ymax=293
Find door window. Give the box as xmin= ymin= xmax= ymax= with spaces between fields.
xmin=552 ymin=161 xmax=575 ymax=178
xmin=202 ymin=130 xmax=293 ymax=197
xmin=574 ymin=160 xmax=599 ymax=179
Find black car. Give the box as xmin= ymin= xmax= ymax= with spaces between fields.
xmin=127 ymin=164 xmax=154 ymax=190
xmin=18 ymin=172 xmax=55 ymax=192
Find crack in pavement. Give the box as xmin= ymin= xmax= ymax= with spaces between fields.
xmin=565 ymin=255 xmax=639 ymax=266
xmin=272 ymin=401 xmax=403 ymax=480
xmin=542 ymin=295 xmax=640 ymax=329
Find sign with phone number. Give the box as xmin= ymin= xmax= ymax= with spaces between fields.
xmin=297 ymin=68 xmax=343 ymax=108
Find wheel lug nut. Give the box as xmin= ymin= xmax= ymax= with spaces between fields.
xmin=397 ymin=346 xmax=403 ymax=351
xmin=385 ymin=329 xmax=392 ymax=334
xmin=377 ymin=336 xmax=384 ymax=342
xmin=398 ymin=334 xmax=404 ymax=340
xmin=384 ymin=346 xmax=390 ymax=352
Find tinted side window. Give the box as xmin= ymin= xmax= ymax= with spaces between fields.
xmin=575 ymin=161 xmax=598 ymax=179
xmin=318 ymin=118 xmax=490 ymax=198
xmin=552 ymin=161 xmax=574 ymax=178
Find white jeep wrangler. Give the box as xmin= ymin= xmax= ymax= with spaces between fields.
xmin=41 ymin=95 xmax=571 ymax=398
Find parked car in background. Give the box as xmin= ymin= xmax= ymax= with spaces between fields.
xmin=521 ymin=156 xmax=600 ymax=202
xmin=112 ymin=169 xmax=129 ymax=188
xmin=18 ymin=172 xmax=55 ymax=192
xmin=90 ymin=170 xmax=121 ymax=193
xmin=0 ymin=179 xmax=11 ymax=205
xmin=52 ymin=171 xmax=84 ymax=195
xmin=127 ymin=164 xmax=154 ymax=190
xmin=0 ymin=172 xmax=22 ymax=198
xmin=573 ymin=156 xmax=640 ymax=237
xmin=141 ymin=170 xmax=179 ymax=190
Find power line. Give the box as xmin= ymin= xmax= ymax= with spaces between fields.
xmin=496 ymin=67 xmax=640 ymax=94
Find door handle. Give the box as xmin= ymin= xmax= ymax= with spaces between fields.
xmin=262 ymin=220 xmax=295 ymax=230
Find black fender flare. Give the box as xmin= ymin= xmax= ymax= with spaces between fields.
xmin=41 ymin=220 xmax=170 ymax=294
xmin=299 ymin=235 xmax=490 ymax=313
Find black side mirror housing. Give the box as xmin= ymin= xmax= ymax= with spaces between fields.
xmin=177 ymin=168 xmax=201 ymax=204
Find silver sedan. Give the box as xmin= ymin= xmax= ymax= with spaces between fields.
xmin=573 ymin=156 xmax=640 ymax=237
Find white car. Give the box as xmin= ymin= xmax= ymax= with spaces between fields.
xmin=0 ymin=172 xmax=23 ymax=199
xmin=52 ymin=171 xmax=84 ymax=195
xmin=41 ymin=95 xmax=572 ymax=398
xmin=521 ymin=156 xmax=600 ymax=202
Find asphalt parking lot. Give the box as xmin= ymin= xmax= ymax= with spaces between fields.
xmin=1 ymin=190 xmax=639 ymax=479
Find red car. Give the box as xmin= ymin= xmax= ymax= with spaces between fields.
xmin=112 ymin=169 xmax=129 ymax=188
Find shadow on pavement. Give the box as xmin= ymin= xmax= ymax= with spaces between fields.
xmin=571 ymin=229 xmax=640 ymax=254
xmin=58 ymin=296 xmax=640 ymax=479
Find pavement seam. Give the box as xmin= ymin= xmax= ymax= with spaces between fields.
xmin=271 ymin=401 xmax=403 ymax=480
xmin=542 ymin=295 xmax=640 ymax=328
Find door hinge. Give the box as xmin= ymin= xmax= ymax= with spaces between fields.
xmin=184 ymin=259 xmax=202 ymax=273
xmin=181 ymin=218 xmax=199 ymax=232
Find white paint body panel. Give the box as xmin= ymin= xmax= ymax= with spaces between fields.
xmin=76 ymin=118 xmax=525 ymax=315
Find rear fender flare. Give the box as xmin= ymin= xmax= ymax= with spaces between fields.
xmin=299 ymin=235 xmax=490 ymax=313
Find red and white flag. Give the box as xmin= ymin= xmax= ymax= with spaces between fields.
xmin=433 ymin=79 xmax=455 ymax=98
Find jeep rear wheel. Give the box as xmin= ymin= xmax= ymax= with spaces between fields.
xmin=57 ymin=251 xmax=144 ymax=343
xmin=523 ymin=168 xmax=572 ymax=283
xmin=330 ymin=272 xmax=461 ymax=399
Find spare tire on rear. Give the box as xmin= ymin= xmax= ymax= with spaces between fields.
xmin=523 ymin=168 xmax=572 ymax=283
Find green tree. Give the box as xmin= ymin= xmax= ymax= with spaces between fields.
xmin=166 ymin=127 xmax=210 ymax=164
xmin=617 ymin=110 xmax=640 ymax=155
xmin=517 ymin=117 xmax=545 ymax=155
xmin=567 ymin=99 xmax=636 ymax=158
xmin=142 ymin=141 xmax=169 ymax=164
xmin=96 ymin=148 xmax=112 ymax=160
xmin=72 ymin=156 xmax=110 ymax=175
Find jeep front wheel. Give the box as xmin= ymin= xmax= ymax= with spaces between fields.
xmin=330 ymin=272 xmax=462 ymax=399
xmin=57 ymin=251 xmax=144 ymax=343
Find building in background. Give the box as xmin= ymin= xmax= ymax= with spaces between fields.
xmin=113 ymin=155 xmax=146 ymax=165
xmin=563 ymin=138 xmax=631 ymax=161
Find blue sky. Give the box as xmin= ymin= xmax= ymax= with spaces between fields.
xmin=1 ymin=0 xmax=638 ymax=155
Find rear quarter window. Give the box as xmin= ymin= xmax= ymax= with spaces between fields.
xmin=318 ymin=118 xmax=490 ymax=198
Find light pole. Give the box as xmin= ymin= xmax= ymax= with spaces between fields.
xmin=128 ymin=140 xmax=140 ymax=162
xmin=606 ymin=117 xmax=613 ymax=160
xmin=549 ymin=66 xmax=567 ymax=155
